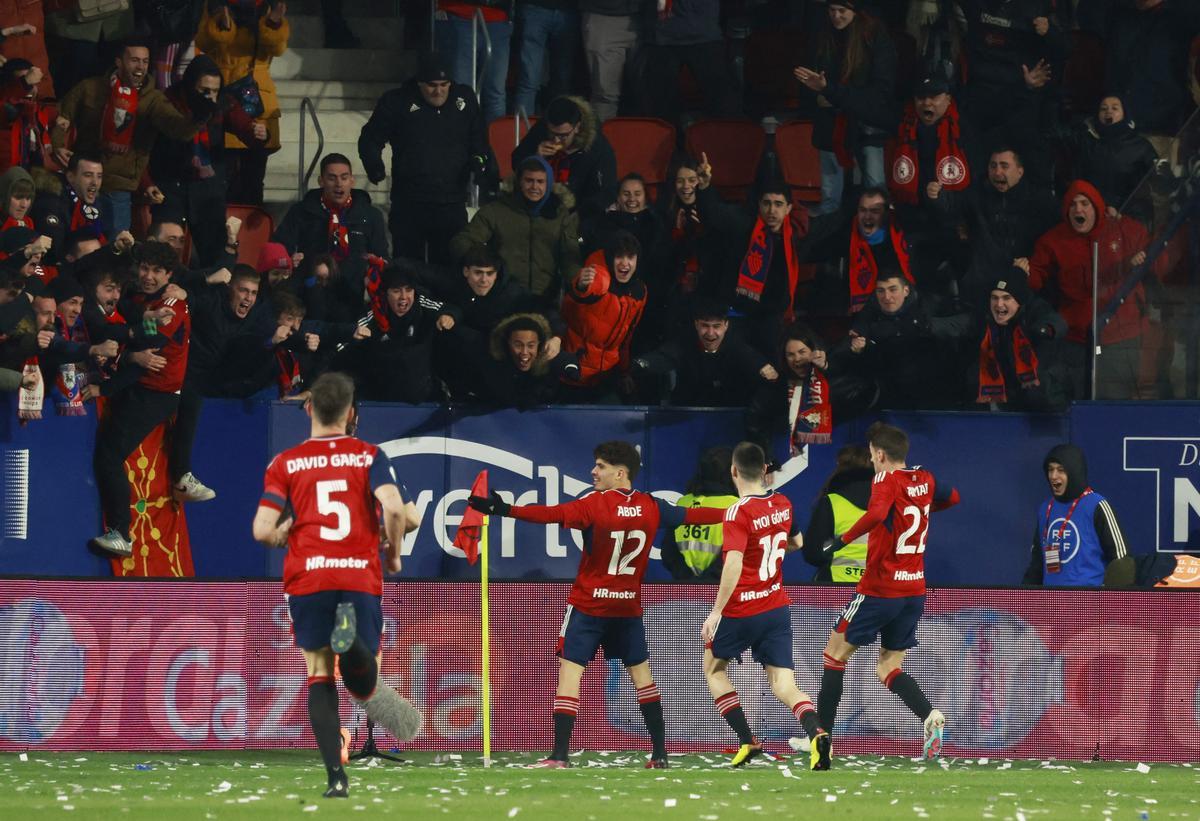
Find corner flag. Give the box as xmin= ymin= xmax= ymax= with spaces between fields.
xmin=451 ymin=469 xmax=494 ymax=765
xmin=453 ymin=470 xmax=488 ymax=564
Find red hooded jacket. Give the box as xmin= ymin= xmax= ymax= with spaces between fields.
xmin=561 ymin=249 xmax=647 ymax=386
xmin=1029 ymin=180 xmax=1158 ymax=345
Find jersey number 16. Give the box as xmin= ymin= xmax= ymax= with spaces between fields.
xmin=757 ymin=532 xmax=787 ymax=581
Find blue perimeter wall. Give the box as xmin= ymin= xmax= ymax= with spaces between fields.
xmin=2 ymin=397 xmax=1197 ymax=584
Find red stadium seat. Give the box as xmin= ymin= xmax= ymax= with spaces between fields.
xmin=227 ymin=204 xmax=274 ymax=269
xmin=601 ymin=117 xmax=676 ymax=200
xmin=489 ymin=115 xmax=537 ymax=180
xmin=684 ymin=119 xmax=766 ymax=202
xmin=773 ymin=120 xmax=822 ymax=205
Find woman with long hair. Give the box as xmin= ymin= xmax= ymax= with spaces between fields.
xmin=655 ymin=157 xmax=728 ymax=337
xmin=793 ymin=2 xmax=899 ymax=216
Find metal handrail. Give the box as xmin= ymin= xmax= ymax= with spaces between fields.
xmin=470 ymin=7 xmax=493 ymax=96
xmin=515 ymin=106 xmax=531 ymax=142
xmin=298 ymin=96 xmax=324 ymax=199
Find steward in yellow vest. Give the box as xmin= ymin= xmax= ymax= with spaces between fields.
xmin=661 ymin=447 xmax=738 ymax=581
xmin=803 ymin=450 xmax=873 ymax=582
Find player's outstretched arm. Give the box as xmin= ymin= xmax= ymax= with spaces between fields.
xmin=682 ymin=506 xmax=726 ymax=526
xmin=252 ymin=505 xmax=292 ymax=548
xmin=376 ymin=484 xmax=407 ymax=574
xmin=469 ymin=492 xmax=592 ymax=528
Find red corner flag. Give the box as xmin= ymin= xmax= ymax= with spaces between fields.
xmin=453 ymin=470 xmax=488 ymax=565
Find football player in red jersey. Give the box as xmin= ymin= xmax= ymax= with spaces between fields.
xmin=470 ymin=441 xmax=725 ymax=769
xmin=811 ymin=422 xmax=960 ymax=771
xmin=252 ymin=372 xmax=420 ymax=798
xmin=700 ymin=442 xmax=815 ymax=767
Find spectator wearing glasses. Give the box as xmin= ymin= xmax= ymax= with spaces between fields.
xmin=512 ymin=95 xmax=617 ymax=226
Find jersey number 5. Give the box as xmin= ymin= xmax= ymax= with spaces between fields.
xmin=316 ymin=479 xmax=351 ymax=542
xmin=607 ymin=530 xmax=648 ymax=575
xmin=757 ymin=532 xmax=788 ymax=581
xmin=895 ymin=505 xmax=930 ymax=555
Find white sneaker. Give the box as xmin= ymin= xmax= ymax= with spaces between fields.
xmin=92 ymin=529 xmax=132 ymax=557
xmin=787 ymin=736 xmax=812 ymax=753
xmin=923 ymin=709 xmax=945 ymax=759
xmin=174 ymin=472 xmax=216 ymax=502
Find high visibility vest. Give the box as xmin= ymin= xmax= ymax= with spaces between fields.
xmin=828 ymin=492 xmax=869 ymax=583
xmin=673 ymin=494 xmax=739 ymax=575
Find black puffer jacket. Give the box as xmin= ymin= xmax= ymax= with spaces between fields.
xmin=933 ymin=177 xmax=1059 ymax=302
xmin=357 ymin=80 xmax=488 ymax=204
xmin=842 ymin=289 xmax=971 ymax=409
xmin=1073 ymin=118 xmax=1159 ymax=214
xmin=637 ymin=330 xmax=770 ymax=408
xmin=434 ymin=268 xmax=541 ymax=346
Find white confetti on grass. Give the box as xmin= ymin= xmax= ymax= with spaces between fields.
xmin=303 ymin=805 xmax=318 ymax=812
xmin=825 ymin=795 xmax=837 ymax=803
xmin=1136 ymin=763 xmax=1151 ymax=774
xmin=507 ymin=809 xmax=520 ymax=817
xmin=664 ymin=799 xmax=677 ymax=808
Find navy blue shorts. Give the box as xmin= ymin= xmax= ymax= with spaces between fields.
xmin=710 ymin=605 xmax=793 ymax=669
xmin=556 ymin=605 xmax=649 ymax=667
xmin=287 ymin=590 xmax=384 ymax=654
xmin=835 ymin=593 xmax=925 ymax=651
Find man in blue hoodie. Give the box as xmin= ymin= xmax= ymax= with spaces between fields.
xmin=1025 ymin=443 xmax=1134 ymax=587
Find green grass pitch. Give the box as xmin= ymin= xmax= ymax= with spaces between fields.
xmin=3 ymin=750 xmax=1197 ymax=819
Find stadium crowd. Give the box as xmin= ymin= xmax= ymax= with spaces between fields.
xmin=0 ymin=0 xmax=1197 ymax=553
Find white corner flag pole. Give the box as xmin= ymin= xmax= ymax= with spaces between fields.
xmin=480 ymin=513 xmax=493 ymax=768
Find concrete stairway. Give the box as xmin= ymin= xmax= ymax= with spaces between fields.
xmin=263 ymin=6 xmax=416 ymax=217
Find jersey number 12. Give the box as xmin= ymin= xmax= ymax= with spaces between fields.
xmin=607 ymin=530 xmax=647 ymax=575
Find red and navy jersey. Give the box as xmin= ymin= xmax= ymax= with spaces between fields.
xmin=721 ymin=492 xmax=796 ymax=617
xmin=511 ymin=489 xmax=699 ymax=617
xmin=842 ymin=467 xmax=959 ymax=598
xmin=139 ymin=295 xmax=190 ymax=393
xmin=259 ymin=435 xmax=398 ymax=597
